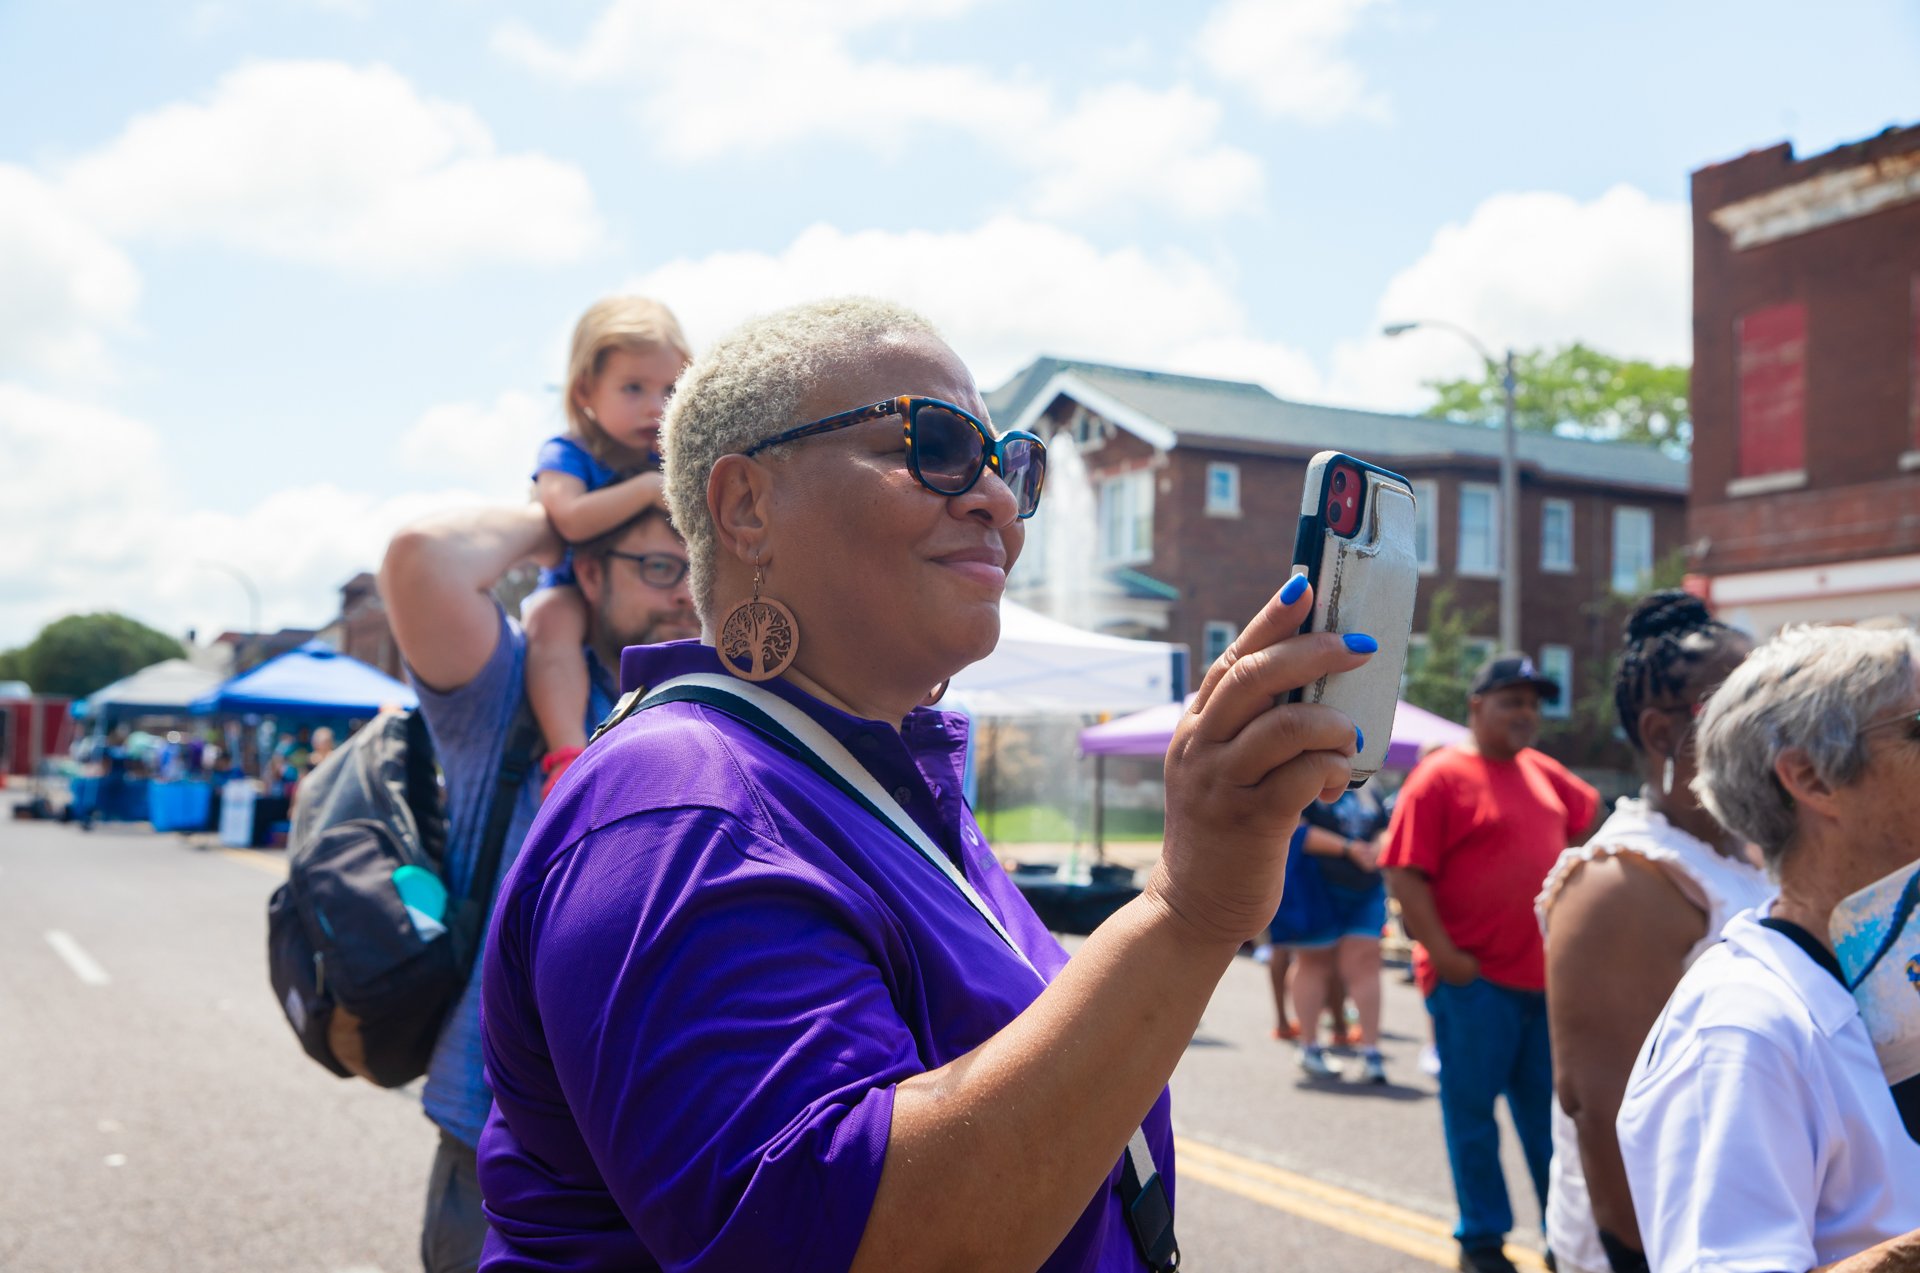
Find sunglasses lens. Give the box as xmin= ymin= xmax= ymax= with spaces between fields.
xmin=912 ymin=407 xmax=986 ymax=492
xmin=1001 ymin=437 xmax=1046 ymax=517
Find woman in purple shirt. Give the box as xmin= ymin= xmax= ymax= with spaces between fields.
xmin=477 ymin=297 xmax=1376 ymax=1272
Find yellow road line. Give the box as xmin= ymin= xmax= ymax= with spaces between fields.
xmin=1175 ymin=1135 xmax=1548 ymax=1271
xmin=218 ymin=848 xmax=288 ymax=877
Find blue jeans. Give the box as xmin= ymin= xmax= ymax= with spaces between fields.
xmin=1426 ymin=977 xmax=1554 ymax=1248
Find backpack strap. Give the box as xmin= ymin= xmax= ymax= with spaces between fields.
xmin=447 ymin=695 xmax=542 ymax=974
xmin=638 ymin=674 xmax=1179 ymax=1271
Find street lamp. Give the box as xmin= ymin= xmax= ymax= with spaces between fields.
xmin=196 ymin=559 xmax=263 ymax=636
xmin=1383 ymin=320 xmax=1521 ymax=654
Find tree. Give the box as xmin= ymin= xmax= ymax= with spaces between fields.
xmin=14 ymin=612 xmax=186 ymax=697
xmin=0 ymin=646 xmax=24 ymax=684
xmin=1424 ymin=343 xmax=1691 ymax=453
xmin=1401 ymin=585 xmax=1489 ymax=726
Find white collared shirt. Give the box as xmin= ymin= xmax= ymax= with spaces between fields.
xmin=1618 ymin=907 xmax=1920 ymax=1273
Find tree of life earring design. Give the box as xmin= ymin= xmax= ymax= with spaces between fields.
xmin=718 ymin=558 xmax=798 ymax=682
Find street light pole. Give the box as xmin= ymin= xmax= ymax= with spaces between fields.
xmin=1499 ymin=349 xmax=1520 ymax=655
xmin=196 ymin=559 xmax=263 ymax=635
xmin=1383 ymin=321 xmax=1522 ymax=653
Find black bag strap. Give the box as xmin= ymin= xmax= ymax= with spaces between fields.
xmin=447 ymin=695 xmax=541 ymax=972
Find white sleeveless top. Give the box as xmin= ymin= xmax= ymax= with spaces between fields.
xmin=1533 ymin=797 xmax=1773 ymax=1273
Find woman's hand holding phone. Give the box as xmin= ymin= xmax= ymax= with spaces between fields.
xmin=1147 ymin=575 xmax=1374 ymax=949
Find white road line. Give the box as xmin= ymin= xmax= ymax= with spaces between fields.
xmin=45 ymin=930 xmax=111 ymax=986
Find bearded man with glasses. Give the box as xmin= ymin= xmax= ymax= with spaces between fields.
xmin=378 ymin=500 xmax=698 ymax=1272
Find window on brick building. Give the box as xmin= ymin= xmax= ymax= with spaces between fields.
xmin=1203 ymin=622 xmax=1236 ymax=667
xmin=1612 ymin=506 xmax=1654 ymax=594
xmin=1541 ymin=498 xmax=1574 ymax=573
xmin=1735 ymin=301 xmax=1808 ymax=487
xmin=1458 ymin=483 xmax=1499 ymax=577
xmin=1538 ymin=644 xmax=1573 ymax=720
xmin=1099 ymin=470 xmax=1154 ymax=565
xmin=1205 ymin=463 xmax=1241 ymax=517
xmin=1412 ymin=480 xmax=1438 ymax=574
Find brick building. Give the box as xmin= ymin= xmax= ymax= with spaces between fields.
xmin=317 ymin=571 xmax=402 ymax=679
xmin=986 ymin=358 xmax=1688 ymax=738
xmin=1689 ymin=123 xmax=1920 ymax=632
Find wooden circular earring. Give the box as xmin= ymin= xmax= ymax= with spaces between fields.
xmin=718 ymin=559 xmax=798 ymax=682
xmin=922 ymin=679 xmax=951 ymax=707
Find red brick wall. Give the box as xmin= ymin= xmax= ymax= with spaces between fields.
xmin=1691 ymin=128 xmax=1920 ymax=576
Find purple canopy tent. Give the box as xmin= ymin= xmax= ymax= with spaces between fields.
xmin=1073 ymin=696 xmax=1469 ymax=855
xmin=1078 ymin=695 xmax=1467 ymax=767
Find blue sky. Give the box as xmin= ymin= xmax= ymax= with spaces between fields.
xmin=1 ymin=0 xmax=1915 ymax=648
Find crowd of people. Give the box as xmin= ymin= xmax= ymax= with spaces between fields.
xmin=358 ymin=291 xmax=1916 ymax=1273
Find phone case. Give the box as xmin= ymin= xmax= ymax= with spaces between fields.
xmin=1290 ymin=453 xmax=1420 ymax=787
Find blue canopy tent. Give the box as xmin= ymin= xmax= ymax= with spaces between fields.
xmin=192 ymin=640 xmax=418 ymax=717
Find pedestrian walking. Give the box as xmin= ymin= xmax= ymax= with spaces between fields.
xmin=1383 ymin=653 xmax=1600 ymax=1273
xmin=1617 ymin=624 xmax=1920 ymax=1272
xmin=1270 ymin=787 xmax=1391 ymax=1083
xmin=1535 ymin=592 xmax=1767 ymax=1273
xmin=379 ymin=499 xmax=698 ymax=1272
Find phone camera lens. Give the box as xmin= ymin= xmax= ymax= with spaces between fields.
xmin=1333 ymin=470 xmax=1348 ymax=493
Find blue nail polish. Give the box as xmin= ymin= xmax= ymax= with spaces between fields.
xmin=1343 ymin=632 xmax=1378 ymax=654
xmin=1280 ymin=573 xmax=1308 ymax=605
xmin=1355 ymin=727 xmax=1365 ymax=753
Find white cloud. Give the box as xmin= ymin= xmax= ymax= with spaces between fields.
xmin=0 ymin=165 xmax=141 ymax=380
xmin=495 ymin=4 xmax=1259 ymax=222
xmin=626 ymin=216 xmax=1318 ymax=395
xmin=0 ymin=382 xmax=483 ymax=648
xmin=57 ymin=60 xmax=606 ymax=274
xmin=1197 ymin=0 xmax=1390 ymax=124
xmin=397 ymin=389 xmax=558 ymax=493
xmin=1025 ymin=84 xmax=1264 ymax=221
xmin=1325 ymin=184 xmax=1691 ymax=410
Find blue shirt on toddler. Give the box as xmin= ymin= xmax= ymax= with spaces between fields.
xmin=532 ymin=436 xmax=625 ymax=590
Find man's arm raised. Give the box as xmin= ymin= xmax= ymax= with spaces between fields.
xmin=380 ymin=503 xmax=563 ymax=695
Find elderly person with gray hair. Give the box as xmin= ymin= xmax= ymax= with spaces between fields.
xmin=1616 ymin=623 xmax=1920 ymax=1273
xmin=473 ymin=297 xmax=1380 ymax=1271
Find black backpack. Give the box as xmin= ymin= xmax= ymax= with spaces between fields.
xmin=266 ymin=704 xmax=539 ymax=1087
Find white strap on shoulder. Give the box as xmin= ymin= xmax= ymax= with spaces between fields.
xmin=641 ymin=673 xmax=1037 ymax=976
xmin=639 ymin=672 xmax=1162 ymax=1184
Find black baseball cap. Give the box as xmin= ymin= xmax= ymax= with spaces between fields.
xmin=1470 ymin=651 xmax=1562 ymax=703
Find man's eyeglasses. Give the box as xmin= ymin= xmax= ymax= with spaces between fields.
xmin=601 ymin=550 xmax=689 ymax=590
xmin=741 ymin=395 xmax=1047 ymax=519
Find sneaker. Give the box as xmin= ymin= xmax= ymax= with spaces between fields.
xmin=1457 ymin=1243 xmax=1519 ymax=1273
xmin=1419 ymin=1043 xmax=1443 ymax=1077
xmin=1359 ymin=1050 xmax=1387 ymax=1085
xmin=1270 ymin=1020 xmax=1301 ymax=1042
xmin=1298 ymin=1044 xmax=1343 ymax=1080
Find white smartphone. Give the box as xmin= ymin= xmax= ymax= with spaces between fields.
xmin=1288 ymin=452 xmax=1420 ymax=787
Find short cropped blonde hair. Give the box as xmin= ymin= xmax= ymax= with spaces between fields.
xmin=661 ymin=296 xmax=945 ymax=622
xmin=564 ymin=296 xmax=693 ymax=461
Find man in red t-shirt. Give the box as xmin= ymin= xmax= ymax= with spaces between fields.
xmin=1384 ymin=653 xmax=1599 ymax=1273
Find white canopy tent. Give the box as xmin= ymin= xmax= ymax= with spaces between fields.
xmin=945 ymin=601 xmax=1186 ymax=717
xmin=74 ymin=659 xmax=225 ymax=720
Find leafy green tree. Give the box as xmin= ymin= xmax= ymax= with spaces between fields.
xmin=16 ymin=612 xmax=185 ymax=697
xmin=0 ymin=646 xmax=24 ymax=683
xmin=1402 ymin=585 xmax=1489 ymax=726
xmin=1425 ymin=343 xmax=1690 ymax=452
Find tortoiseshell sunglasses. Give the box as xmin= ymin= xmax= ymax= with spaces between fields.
xmin=742 ymin=395 xmax=1047 ymax=519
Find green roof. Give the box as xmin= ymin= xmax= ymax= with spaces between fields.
xmin=987 ymin=356 xmax=1688 ymax=494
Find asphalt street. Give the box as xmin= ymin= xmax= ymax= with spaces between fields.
xmin=1 ymin=810 xmax=1547 ymax=1272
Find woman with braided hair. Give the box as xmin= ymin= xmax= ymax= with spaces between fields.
xmin=1533 ymin=591 xmax=1767 ymax=1273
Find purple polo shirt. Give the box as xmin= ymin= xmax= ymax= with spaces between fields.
xmin=477 ymin=640 xmax=1174 ymax=1272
